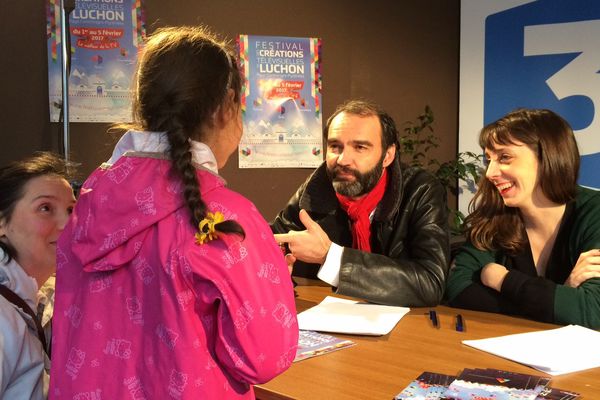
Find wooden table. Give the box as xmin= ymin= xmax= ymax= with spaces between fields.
xmin=255 ymin=280 xmax=600 ymax=399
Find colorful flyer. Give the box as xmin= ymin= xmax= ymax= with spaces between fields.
xmin=294 ymin=330 xmax=355 ymax=362
xmin=46 ymin=0 xmax=145 ymax=122
xmin=394 ymin=371 xmax=456 ymax=400
xmin=238 ymin=34 xmax=323 ymax=168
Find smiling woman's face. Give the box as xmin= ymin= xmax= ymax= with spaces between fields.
xmin=0 ymin=175 xmax=75 ymax=285
xmin=484 ymin=138 xmax=545 ymax=210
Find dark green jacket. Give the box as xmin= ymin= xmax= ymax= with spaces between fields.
xmin=447 ymin=187 xmax=600 ymax=328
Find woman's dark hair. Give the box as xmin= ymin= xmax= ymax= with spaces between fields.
xmin=0 ymin=152 xmax=72 ymax=262
xmin=465 ymin=108 xmax=579 ymax=253
xmin=324 ymin=99 xmax=400 ymax=153
xmin=127 ymin=26 xmax=244 ymax=239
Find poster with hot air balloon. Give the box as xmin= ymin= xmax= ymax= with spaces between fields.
xmin=237 ymin=34 xmax=323 ymax=168
xmin=46 ymin=0 xmax=145 ymax=122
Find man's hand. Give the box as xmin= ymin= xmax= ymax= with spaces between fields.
xmin=565 ymin=249 xmax=600 ymax=288
xmin=285 ymin=253 xmax=296 ymax=275
xmin=481 ymin=262 xmax=509 ymax=292
xmin=274 ymin=209 xmax=332 ymax=265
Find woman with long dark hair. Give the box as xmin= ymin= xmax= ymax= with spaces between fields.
xmin=446 ymin=109 xmax=600 ymax=328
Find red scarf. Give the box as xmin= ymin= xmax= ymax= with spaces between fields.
xmin=336 ymin=168 xmax=388 ymax=252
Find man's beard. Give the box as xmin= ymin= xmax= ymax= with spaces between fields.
xmin=327 ymin=160 xmax=385 ymax=198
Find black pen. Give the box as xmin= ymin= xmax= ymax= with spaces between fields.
xmin=428 ymin=310 xmax=439 ymax=328
xmin=455 ymin=314 xmax=464 ymax=332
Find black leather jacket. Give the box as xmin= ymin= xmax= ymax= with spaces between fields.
xmin=271 ymin=158 xmax=450 ymax=307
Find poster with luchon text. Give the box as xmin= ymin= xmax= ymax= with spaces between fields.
xmin=47 ymin=0 xmax=145 ymax=122
xmin=238 ymin=34 xmax=323 ymax=168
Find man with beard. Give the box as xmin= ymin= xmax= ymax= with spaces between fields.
xmin=271 ymin=100 xmax=450 ymax=306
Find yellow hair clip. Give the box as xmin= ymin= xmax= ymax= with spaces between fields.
xmin=195 ymin=211 xmax=225 ymax=245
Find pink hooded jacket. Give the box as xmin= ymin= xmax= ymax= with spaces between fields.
xmin=49 ymin=154 xmax=298 ymax=399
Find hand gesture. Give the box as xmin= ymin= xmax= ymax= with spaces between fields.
xmin=565 ymin=249 xmax=600 ymax=288
xmin=285 ymin=253 xmax=296 ymax=275
xmin=273 ymin=209 xmax=332 ymax=265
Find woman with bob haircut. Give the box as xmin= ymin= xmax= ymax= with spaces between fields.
xmin=446 ymin=108 xmax=600 ymax=328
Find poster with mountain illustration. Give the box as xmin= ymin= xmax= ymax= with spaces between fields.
xmin=47 ymin=0 xmax=145 ymax=122
xmin=238 ymin=34 xmax=323 ymax=168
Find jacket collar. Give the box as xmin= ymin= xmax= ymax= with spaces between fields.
xmin=299 ymin=156 xmax=404 ymax=221
xmin=108 ymin=130 xmax=219 ymax=175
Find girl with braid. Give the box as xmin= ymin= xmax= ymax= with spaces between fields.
xmin=49 ymin=26 xmax=298 ymax=399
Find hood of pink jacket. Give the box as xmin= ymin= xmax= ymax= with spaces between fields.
xmin=66 ymin=155 xmax=223 ymax=273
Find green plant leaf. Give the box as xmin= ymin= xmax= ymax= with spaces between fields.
xmin=399 ymin=106 xmax=484 ymax=233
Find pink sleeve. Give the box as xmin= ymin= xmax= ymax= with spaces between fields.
xmin=186 ymin=200 xmax=298 ymax=384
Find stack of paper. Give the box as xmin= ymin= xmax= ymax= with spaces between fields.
xmin=394 ymin=370 xmax=580 ymax=399
xmin=297 ymin=296 xmax=410 ymax=336
xmin=462 ymin=325 xmax=600 ymax=375
xmin=443 ymin=368 xmax=550 ymax=399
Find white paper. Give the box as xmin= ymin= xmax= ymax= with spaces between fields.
xmin=297 ymin=296 xmax=410 ymax=336
xmin=462 ymin=324 xmax=600 ymax=375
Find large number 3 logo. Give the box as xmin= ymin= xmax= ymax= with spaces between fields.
xmin=524 ymin=19 xmax=600 ymax=155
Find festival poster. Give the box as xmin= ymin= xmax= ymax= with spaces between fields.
xmin=47 ymin=0 xmax=145 ymax=122
xmin=238 ymin=34 xmax=323 ymax=168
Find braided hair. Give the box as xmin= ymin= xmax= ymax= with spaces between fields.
xmin=131 ymin=26 xmax=244 ymax=239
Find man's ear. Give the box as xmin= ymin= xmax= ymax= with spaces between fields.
xmin=382 ymin=144 xmax=396 ymax=168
